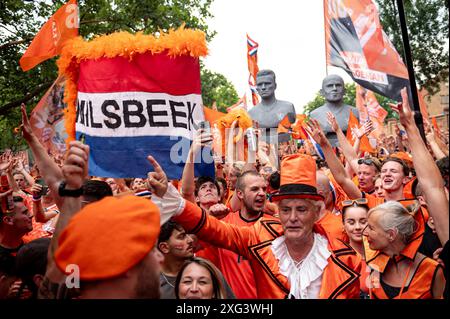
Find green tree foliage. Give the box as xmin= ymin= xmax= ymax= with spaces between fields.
xmin=303 ymin=83 xmax=397 ymax=119
xmin=375 ymin=0 xmax=449 ymax=95
xmin=201 ymin=68 xmax=238 ymax=113
xmin=0 ymin=0 xmax=238 ymax=149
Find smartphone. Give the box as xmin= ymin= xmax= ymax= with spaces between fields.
xmin=198 ymin=121 xmax=211 ymax=132
xmin=35 ymin=178 xmax=48 ymax=197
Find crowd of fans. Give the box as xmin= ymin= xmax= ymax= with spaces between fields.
xmin=0 ymin=90 xmax=448 ymax=299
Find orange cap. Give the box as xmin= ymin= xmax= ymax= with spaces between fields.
xmin=55 ymin=195 xmax=160 ymax=281
xmin=271 ymin=154 xmax=324 ymax=202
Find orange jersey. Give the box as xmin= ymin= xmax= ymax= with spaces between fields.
xmin=316 ymin=210 xmax=345 ymax=241
xmin=362 ymin=192 xmax=385 ymax=209
xmin=225 ymin=188 xmax=235 ymax=206
xmin=195 ymin=211 xmax=263 ymax=298
xmin=403 ymin=177 xmax=417 ymax=199
xmin=217 ymin=211 xmax=264 ymax=299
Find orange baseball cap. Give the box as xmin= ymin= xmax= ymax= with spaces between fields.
xmin=55 ymin=195 xmax=160 ymax=281
xmin=271 ymin=154 xmax=324 ymax=202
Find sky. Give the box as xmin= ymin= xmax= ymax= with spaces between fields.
xmin=202 ymin=0 xmax=352 ymax=114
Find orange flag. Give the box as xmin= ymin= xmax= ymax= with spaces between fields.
xmin=346 ymin=111 xmax=375 ymax=154
xmin=277 ymin=115 xmax=291 ymax=134
xmin=19 ymin=0 xmax=79 ymax=71
xmin=418 ymin=89 xmax=430 ymax=121
xmin=203 ymin=106 xmax=226 ymax=126
xmin=291 ymin=114 xmax=308 ymax=140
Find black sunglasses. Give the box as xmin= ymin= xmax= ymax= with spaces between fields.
xmin=358 ymin=158 xmax=380 ymax=170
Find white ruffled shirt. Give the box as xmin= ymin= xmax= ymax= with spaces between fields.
xmin=271 ymin=233 xmax=331 ymax=299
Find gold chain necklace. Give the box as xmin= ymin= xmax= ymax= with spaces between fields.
xmin=161 ymin=272 xmax=175 ymax=288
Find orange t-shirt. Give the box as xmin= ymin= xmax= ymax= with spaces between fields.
xmin=216 ymin=211 xmax=260 ymax=299
xmin=225 ymin=189 xmax=235 ymax=206
xmin=204 ymin=211 xmax=263 ymax=299
xmin=316 ymin=210 xmax=345 ymax=241
xmin=403 ymin=177 xmax=417 ymax=199
xmin=362 ymin=193 xmax=385 ymax=209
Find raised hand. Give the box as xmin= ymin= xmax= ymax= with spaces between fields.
xmin=61 ymin=141 xmax=90 ymax=190
xmin=13 ymin=157 xmax=25 ymax=172
xmin=146 ymin=155 xmax=168 ymax=197
xmin=191 ymin=129 xmax=213 ymax=154
xmin=389 ymin=87 xmax=415 ymax=129
xmin=21 ymin=103 xmax=35 ymax=142
xmin=326 ymin=112 xmax=340 ymax=132
xmin=425 ymin=125 xmax=436 ymax=142
xmin=306 ymin=119 xmax=328 ymax=147
xmin=362 ymin=120 xmax=374 ymax=136
xmin=30 ymin=182 xmax=43 ymax=198
xmin=0 ymin=152 xmax=13 ymax=172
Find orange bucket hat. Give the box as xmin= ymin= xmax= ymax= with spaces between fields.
xmin=55 ymin=195 xmax=160 ymax=281
xmin=270 ymin=154 xmax=324 ymax=202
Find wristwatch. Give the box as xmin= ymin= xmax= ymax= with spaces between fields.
xmin=58 ymin=181 xmax=83 ymax=197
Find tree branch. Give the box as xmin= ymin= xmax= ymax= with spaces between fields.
xmin=0 ymin=80 xmax=54 ymax=116
xmin=80 ymin=18 xmax=116 ymax=25
xmin=0 ymin=37 xmax=32 ymax=51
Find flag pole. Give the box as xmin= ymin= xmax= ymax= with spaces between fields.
xmin=394 ymin=0 xmax=426 ymax=142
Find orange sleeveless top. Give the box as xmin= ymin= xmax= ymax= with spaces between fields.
xmin=370 ymin=257 xmax=442 ymax=299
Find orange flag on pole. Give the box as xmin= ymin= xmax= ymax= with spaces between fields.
xmin=19 ymin=0 xmax=79 ymax=71
xmin=418 ymin=89 xmax=430 ymax=122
